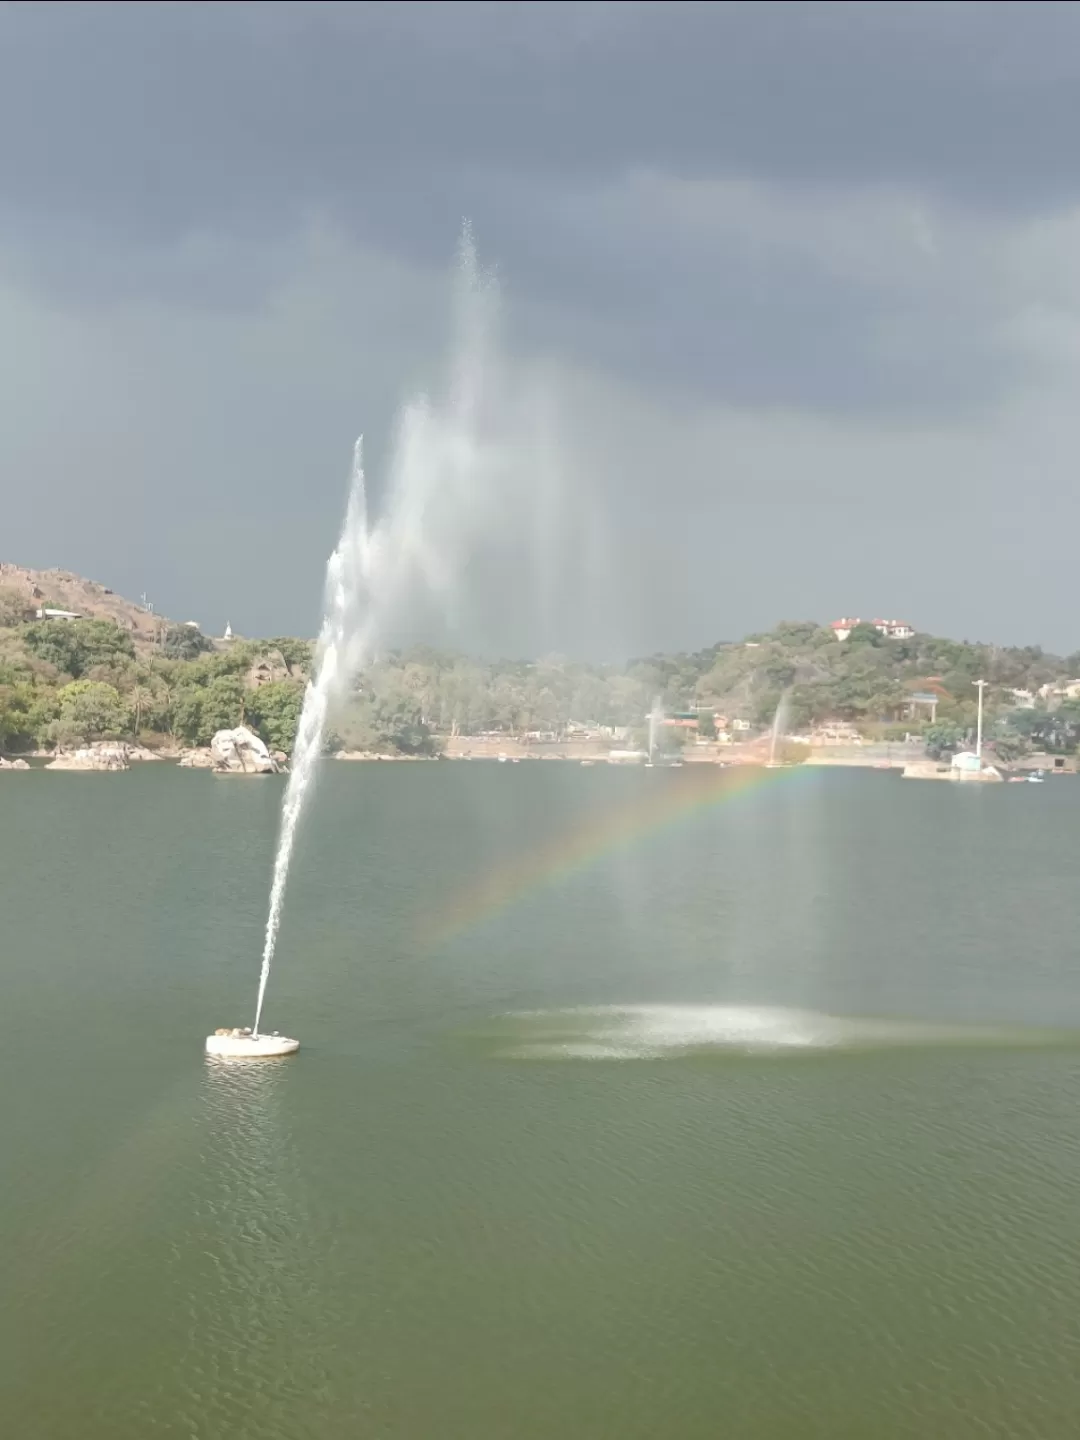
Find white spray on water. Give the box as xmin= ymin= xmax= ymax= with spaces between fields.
xmin=251 ymin=225 xmax=554 ymax=1035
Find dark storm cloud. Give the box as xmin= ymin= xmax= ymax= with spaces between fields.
xmin=2 ymin=1 xmax=1079 ymax=412
xmin=7 ymin=1 xmax=1080 ymax=231
xmin=4 ymin=2 xmax=1080 ymax=652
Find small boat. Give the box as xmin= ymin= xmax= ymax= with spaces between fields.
xmin=206 ymin=1029 xmax=300 ymax=1058
xmin=1028 ymin=770 xmax=1045 ymax=784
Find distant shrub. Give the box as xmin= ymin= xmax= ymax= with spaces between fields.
xmin=162 ymin=625 xmax=214 ymax=661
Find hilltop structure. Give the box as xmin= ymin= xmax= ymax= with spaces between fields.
xmin=831 ymin=617 xmax=914 ymax=641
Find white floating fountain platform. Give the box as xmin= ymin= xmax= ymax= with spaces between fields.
xmin=205 ymin=1029 xmax=300 ymax=1058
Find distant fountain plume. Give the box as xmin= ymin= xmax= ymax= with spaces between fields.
xmin=252 ymin=224 xmax=553 ymax=1034
xmin=647 ymin=696 xmax=663 ymax=765
xmin=767 ymin=689 xmax=792 ymax=768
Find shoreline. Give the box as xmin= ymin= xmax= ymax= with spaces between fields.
xmin=2 ymin=745 xmax=920 ymax=772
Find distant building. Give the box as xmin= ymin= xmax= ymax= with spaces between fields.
xmin=1017 ymin=752 xmax=1076 ymax=774
xmin=830 ymin=618 xmax=860 ymax=641
xmin=896 ymin=677 xmax=952 ymax=723
xmin=1037 ymin=682 xmax=1071 ymax=701
xmin=951 ymin=751 xmax=1002 ymax=780
xmin=35 ymin=607 xmax=81 ymax=621
xmin=831 ymin=617 xmax=914 ymax=641
xmin=904 ymin=692 xmax=941 ymax=722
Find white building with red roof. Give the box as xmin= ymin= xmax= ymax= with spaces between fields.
xmin=831 ymin=617 xmax=914 ymax=641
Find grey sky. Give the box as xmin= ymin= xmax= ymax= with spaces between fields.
xmin=4 ymin=1 xmax=1080 ymax=654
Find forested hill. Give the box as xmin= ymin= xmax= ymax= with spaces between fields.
xmin=1 ymin=568 xmax=1078 ymax=757
xmin=624 ymin=620 xmax=1079 ymax=733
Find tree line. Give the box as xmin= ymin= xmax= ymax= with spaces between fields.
xmin=2 ymin=611 xmax=1079 ymax=758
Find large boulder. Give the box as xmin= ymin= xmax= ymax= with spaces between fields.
xmin=0 ymin=757 xmax=30 ymax=770
xmin=210 ymin=726 xmax=278 ymax=775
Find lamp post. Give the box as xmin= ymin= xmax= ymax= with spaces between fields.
xmin=973 ymin=679 xmax=987 ymax=762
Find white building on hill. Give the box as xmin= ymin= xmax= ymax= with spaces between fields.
xmin=831 ymin=617 xmax=914 ymax=641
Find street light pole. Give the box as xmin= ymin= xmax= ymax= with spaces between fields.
xmin=973 ymin=679 xmax=987 ymax=762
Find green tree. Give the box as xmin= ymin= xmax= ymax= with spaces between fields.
xmin=171 ymin=674 xmax=245 ymax=745
xmin=247 ymin=680 xmax=305 ymax=753
xmin=844 ymin=623 xmax=884 ymax=648
xmin=925 ymin=723 xmax=965 ymax=759
xmin=22 ymin=619 xmax=135 ymax=678
xmin=163 ymin=625 xmax=214 ymax=661
xmin=171 ymin=688 xmax=206 ymax=746
xmin=370 ymin=673 xmax=437 ymax=754
xmin=49 ymin=680 xmax=128 ymax=744
xmin=0 ymin=682 xmax=35 ymax=750
xmin=264 ymin=637 xmax=314 ymax=672
xmin=1009 ymin=701 xmax=1080 ymax=754
xmin=992 ymin=732 xmax=1029 ymax=763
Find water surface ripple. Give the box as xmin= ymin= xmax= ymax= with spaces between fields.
xmin=2 ymin=764 xmax=1080 ymax=1438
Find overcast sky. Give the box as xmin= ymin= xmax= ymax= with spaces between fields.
xmin=5 ymin=1 xmax=1080 ymax=655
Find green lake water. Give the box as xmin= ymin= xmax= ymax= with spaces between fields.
xmin=2 ymin=762 xmax=1080 ymax=1438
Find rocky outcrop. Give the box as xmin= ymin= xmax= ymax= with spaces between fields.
xmin=46 ymin=743 xmax=130 ymax=771
xmin=247 ymin=648 xmax=302 ymax=689
xmin=44 ymin=740 xmax=165 ymax=771
xmin=0 ymin=756 xmax=30 ymax=770
xmin=125 ymin=742 xmax=163 ymax=762
xmin=334 ymin=750 xmax=435 ymax=761
xmin=0 ymin=562 xmax=172 ymax=646
xmin=210 ymin=726 xmax=278 ymax=775
xmin=178 ymin=748 xmax=215 ymax=768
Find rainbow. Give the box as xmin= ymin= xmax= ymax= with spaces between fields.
xmin=424 ymin=761 xmax=809 ymax=948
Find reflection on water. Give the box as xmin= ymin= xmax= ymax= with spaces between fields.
xmin=477 ymin=1004 xmax=1074 ymax=1060
xmin=7 ymin=767 xmax=1080 ymax=1438
xmin=170 ymin=1060 xmax=330 ymax=1439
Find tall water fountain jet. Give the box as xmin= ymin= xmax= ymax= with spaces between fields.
xmin=208 ymin=224 xmax=551 ymax=1057
xmin=207 ymin=441 xmax=373 ymax=1059
xmin=254 ymin=442 xmax=373 ymax=1034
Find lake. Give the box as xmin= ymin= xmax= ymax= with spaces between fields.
xmin=2 ymin=761 xmax=1080 ymax=1438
